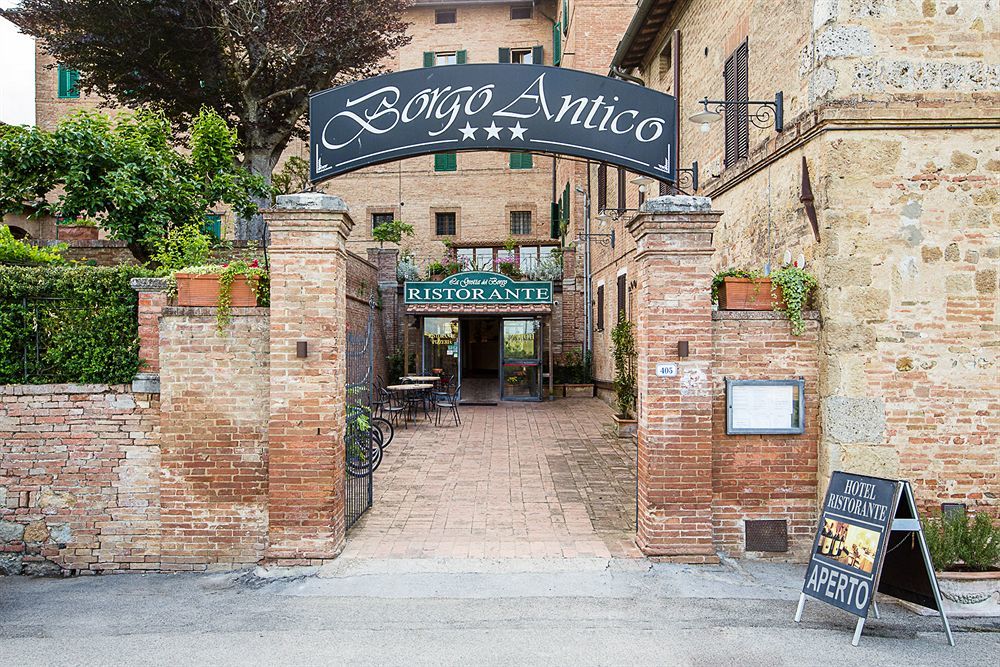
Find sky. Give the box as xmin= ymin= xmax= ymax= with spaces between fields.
xmin=0 ymin=1 xmax=36 ymax=126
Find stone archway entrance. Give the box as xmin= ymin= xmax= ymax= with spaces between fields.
xmin=262 ymin=192 xmax=721 ymax=565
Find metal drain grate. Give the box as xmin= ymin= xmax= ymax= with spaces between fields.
xmin=745 ymin=519 xmax=788 ymax=552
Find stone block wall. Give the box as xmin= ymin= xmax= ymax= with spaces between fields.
xmin=0 ymin=385 xmax=160 ymax=575
xmin=158 ymin=308 xmax=270 ymax=571
xmin=711 ymin=312 xmax=821 ymax=560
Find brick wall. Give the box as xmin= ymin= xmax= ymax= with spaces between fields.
xmin=711 ymin=312 xmax=820 ymax=560
xmin=0 ymin=385 xmax=160 ymax=575
xmin=158 ymin=307 xmax=270 ymax=571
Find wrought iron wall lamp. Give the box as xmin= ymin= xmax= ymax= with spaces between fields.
xmin=689 ymin=91 xmax=784 ymax=133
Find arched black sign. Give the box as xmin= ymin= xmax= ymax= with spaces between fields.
xmin=309 ymin=64 xmax=676 ymax=183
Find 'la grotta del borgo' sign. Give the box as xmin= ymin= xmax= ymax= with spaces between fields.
xmin=309 ymin=64 xmax=677 ymax=182
xmin=404 ymin=272 xmax=552 ymax=305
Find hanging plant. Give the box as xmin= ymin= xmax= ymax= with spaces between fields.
xmin=769 ymin=266 xmax=817 ymax=335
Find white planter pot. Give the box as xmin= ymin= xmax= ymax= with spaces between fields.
xmin=899 ymin=570 xmax=1000 ymax=618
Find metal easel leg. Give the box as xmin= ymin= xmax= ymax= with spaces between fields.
xmin=851 ymin=616 xmax=866 ymax=647
xmin=872 ymin=600 xmax=880 ymax=620
xmin=794 ymin=593 xmax=806 ymax=623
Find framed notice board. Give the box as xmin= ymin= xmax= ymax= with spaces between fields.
xmin=725 ymin=378 xmax=805 ymax=435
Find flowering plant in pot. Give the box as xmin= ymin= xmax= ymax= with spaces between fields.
xmin=917 ymin=511 xmax=1000 ymax=617
xmin=170 ymin=259 xmax=269 ymax=331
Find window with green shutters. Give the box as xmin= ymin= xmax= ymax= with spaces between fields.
xmin=509 ymin=153 xmax=532 ymax=169
xmin=561 ymin=182 xmax=570 ymax=230
xmin=434 ymin=152 xmax=457 ymax=171
xmin=552 ymin=23 xmax=562 ymax=66
xmin=425 ymin=50 xmax=466 ymax=67
xmin=57 ymin=65 xmax=80 ymax=99
xmin=562 ymin=0 xmax=570 ymax=34
xmin=202 ymin=214 xmax=222 ymax=239
xmin=550 ymin=202 xmax=560 ymax=239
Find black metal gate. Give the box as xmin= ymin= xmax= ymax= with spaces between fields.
xmin=344 ymin=294 xmax=377 ymax=531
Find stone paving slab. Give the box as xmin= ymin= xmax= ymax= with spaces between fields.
xmin=343 ymin=399 xmax=641 ymax=559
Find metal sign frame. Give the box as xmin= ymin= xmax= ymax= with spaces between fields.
xmin=795 ymin=474 xmax=954 ymax=647
xmin=725 ymin=378 xmax=805 ymax=435
xmin=403 ymin=271 xmax=553 ymax=305
xmin=309 ymin=64 xmax=677 ymax=182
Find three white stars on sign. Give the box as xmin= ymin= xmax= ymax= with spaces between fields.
xmin=459 ymin=121 xmax=527 ymax=141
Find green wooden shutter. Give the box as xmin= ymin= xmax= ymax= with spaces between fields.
xmin=423 ymin=51 xmax=435 ymax=67
xmin=435 ymin=152 xmax=457 ymax=172
xmin=550 ymin=202 xmax=560 ymax=239
xmin=498 ymin=47 xmax=511 ymax=63
xmin=457 ymin=50 xmax=467 ymax=64
xmin=563 ymin=0 xmax=570 ymax=33
xmin=553 ymin=24 xmax=562 ymax=66
xmin=57 ymin=65 xmax=80 ymax=99
xmin=202 ymin=214 xmax=222 ymax=239
xmin=510 ymin=153 xmax=533 ymax=169
xmin=531 ymin=46 xmax=544 ymax=65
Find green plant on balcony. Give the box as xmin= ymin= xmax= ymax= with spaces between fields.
xmin=497 ymin=260 xmax=522 ymax=279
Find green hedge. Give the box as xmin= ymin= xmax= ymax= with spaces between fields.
xmin=0 ymin=265 xmax=154 ymax=384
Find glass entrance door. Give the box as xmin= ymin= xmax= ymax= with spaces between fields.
xmin=500 ymin=318 xmax=541 ymax=400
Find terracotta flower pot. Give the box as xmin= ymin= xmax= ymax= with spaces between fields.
xmin=174 ymin=273 xmax=259 ymax=308
xmin=564 ymin=383 xmax=595 ymax=398
xmin=612 ymin=414 xmax=637 ymax=438
xmin=57 ymin=225 xmax=99 ymax=241
xmin=717 ymin=277 xmax=784 ymax=311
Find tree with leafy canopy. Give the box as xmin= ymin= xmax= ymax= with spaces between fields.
xmin=0 ymin=107 xmax=268 ymax=263
xmin=4 ymin=0 xmax=412 ymax=241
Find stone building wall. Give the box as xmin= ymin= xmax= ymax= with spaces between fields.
xmin=711 ymin=312 xmax=821 ymax=560
xmin=0 ymin=384 xmax=160 ymax=575
xmin=616 ymin=0 xmax=999 ymax=513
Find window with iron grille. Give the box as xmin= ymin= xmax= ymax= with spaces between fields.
xmin=617 ymin=273 xmax=627 ymax=321
xmin=510 ymin=4 xmax=532 ymax=20
xmin=435 ymin=8 xmax=456 ymax=24
xmin=723 ymin=39 xmax=750 ymax=167
xmin=597 ymin=164 xmax=608 ymax=211
xmin=372 ymin=212 xmax=394 ymax=235
xmin=435 ymin=212 xmax=456 ymax=236
xmin=510 ymin=211 xmax=532 ymax=235
xmin=596 ymin=284 xmax=605 ymax=331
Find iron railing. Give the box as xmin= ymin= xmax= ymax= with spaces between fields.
xmin=344 ymin=293 xmax=378 ymax=531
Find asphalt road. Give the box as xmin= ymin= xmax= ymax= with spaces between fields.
xmin=1 ymin=559 xmax=997 ymax=666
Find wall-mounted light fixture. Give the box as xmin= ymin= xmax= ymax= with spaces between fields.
xmin=689 ymin=91 xmax=784 ymax=133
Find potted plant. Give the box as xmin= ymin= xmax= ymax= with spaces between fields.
xmin=712 ymin=265 xmax=817 ymax=336
xmin=426 ymin=260 xmax=448 ymax=281
xmin=171 ymin=259 xmax=269 ymax=331
xmin=611 ymin=318 xmax=637 ymax=437
xmin=56 ymin=217 xmax=99 ymax=241
xmin=909 ymin=511 xmax=1000 ymax=617
xmin=497 ymin=260 xmax=522 ymax=279
xmin=559 ymin=349 xmax=595 ymax=398
xmin=396 ymin=254 xmax=420 ymax=282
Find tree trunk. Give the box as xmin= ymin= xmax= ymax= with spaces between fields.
xmin=239 ymin=147 xmax=278 ymax=243
xmin=127 ymin=241 xmax=152 ymax=265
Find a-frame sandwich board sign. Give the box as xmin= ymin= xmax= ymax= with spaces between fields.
xmin=794 ymin=471 xmax=954 ymax=647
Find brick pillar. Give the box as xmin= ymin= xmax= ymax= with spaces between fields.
xmin=130 ymin=277 xmax=169 ymax=393
xmin=264 ymin=193 xmax=354 ymax=563
xmin=627 ymin=195 xmax=721 ymax=563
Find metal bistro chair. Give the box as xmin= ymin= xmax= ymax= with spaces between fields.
xmin=380 ymin=386 xmax=408 ymax=430
xmin=434 ymin=383 xmax=462 ymax=427
xmin=372 ymin=376 xmax=389 ymax=418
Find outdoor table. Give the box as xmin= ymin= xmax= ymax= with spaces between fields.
xmin=386 ymin=384 xmax=435 ymax=423
xmin=401 ymin=376 xmax=440 ymax=383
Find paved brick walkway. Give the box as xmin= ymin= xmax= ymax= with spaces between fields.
xmin=343 ymin=398 xmax=641 ymax=558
